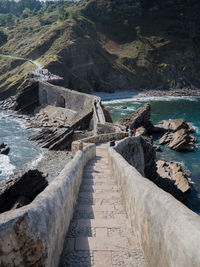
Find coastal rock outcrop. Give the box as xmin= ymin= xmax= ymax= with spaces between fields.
xmin=116 ymin=136 xmax=191 ymax=202
xmin=153 ymin=119 xmax=196 ymax=152
xmin=0 ymin=143 xmax=10 ymax=155
xmin=0 ymin=169 xmax=48 ymax=213
xmin=118 ymin=103 xmax=153 ymax=131
xmin=158 ymin=128 xmax=196 ymax=151
xmin=156 ymin=160 xmax=191 ymax=201
xmin=154 ymin=118 xmax=194 ymax=133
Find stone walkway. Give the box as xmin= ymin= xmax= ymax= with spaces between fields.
xmin=59 ymin=143 xmax=148 ymax=267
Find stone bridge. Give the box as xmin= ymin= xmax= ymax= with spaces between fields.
xmin=0 ymin=136 xmax=200 ymax=267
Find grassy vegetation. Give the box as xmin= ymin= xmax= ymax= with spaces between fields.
xmin=0 ymin=0 xmax=200 ymax=98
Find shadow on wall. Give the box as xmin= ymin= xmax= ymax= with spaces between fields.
xmin=58 ymin=157 xmax=103 ymax=266
xmin=57 ymin=95 xmax=66 ymax=108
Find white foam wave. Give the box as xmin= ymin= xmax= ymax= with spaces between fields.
xmin=191 ymin=124 xmax=200 ymax=135
xmin=97 ymin=91 xmax=200 ymax=104
xmin=0 ymin=155 xmax=15 ymax=180
xmin=28 ymin=151 xmax=44 ymax=169
xmin=0 ymin=110 xmax=29 ymax=129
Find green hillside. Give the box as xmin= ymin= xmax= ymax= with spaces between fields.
xmin=0 ymin=0 xmax=200 ymax=98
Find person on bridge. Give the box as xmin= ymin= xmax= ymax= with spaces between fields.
xmin=109 ymin=136 xmax=116 ymax=147
xmin=94 ymin=99 xmax=97 ymax=107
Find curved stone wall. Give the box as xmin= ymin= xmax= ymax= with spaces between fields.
xmin=39 ymin=82 xmax=94 ymax=111
xmin=108 ymin=137 xmax=200 ymax=267
xmin=0 ymin=144 xmax=96 ymax=267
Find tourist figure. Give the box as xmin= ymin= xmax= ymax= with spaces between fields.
xmin=129 ymin=128 xmax=133 ymax=137
xmin=109 ymin=136 xmax=115 ymax=147
xmin=121 ymin=125 xmax=125 ymax=131
xmin=133 ymin=128 xmax=136 ymax=136
xmin=126 ymin=126 xmax=129 ymax=132
xmin=94 ymin=99 xmax=97 ymax=108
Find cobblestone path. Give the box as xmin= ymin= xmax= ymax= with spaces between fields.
xmin=59 ymin=143 xmax=148 ymax=267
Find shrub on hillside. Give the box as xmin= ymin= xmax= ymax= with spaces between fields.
xmin=0 ymin=29 xmax=8 ymax=46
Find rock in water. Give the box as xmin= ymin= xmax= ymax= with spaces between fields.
xmin=156 ymin=160 xmax=191 ymax=201
xmin=155 ymin=118 xmax=196 ymax=152
xmin=0 ymin=169 xmax=48 ymax=213
xmin=0 ymin=143 xmax=10 ymax=155
xmin=158 ymin=128 xmax=196 ymax=151
xmin=154 ymin=118 xmax=194 ymax=133
xmin=118 ymin=103 xmax=153 ymax=132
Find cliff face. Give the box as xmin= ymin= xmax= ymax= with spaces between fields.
xmin=0 ymin=0 xmax=200 ymax=98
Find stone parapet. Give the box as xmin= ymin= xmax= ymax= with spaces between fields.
xmin=80 ymin=132 xmax=128 ymax=144
xmin=108 ymin=138 xmax=200 ymax=267
xmin=0 ymin=144 xmax=96 ymax=267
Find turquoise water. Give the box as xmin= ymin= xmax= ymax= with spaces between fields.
xmin=0 ymin=111 xmax=42 ymax=182
xmin=102 ymin=93 xmax=200 ymax=214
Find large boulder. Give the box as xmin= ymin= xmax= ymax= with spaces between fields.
xmin=0 ymin=143 xmax=10 ymax=155
xmin=154 ymin=118 xmax=194 ymax=133
xmin=158 ymin=128 xmax=196 ymax=151
xmin=156 ymin=160 xmax=191 ymax=201
xmin=118 ymin=103 xmax=153 ymax=131
xmin=0 ymin=169 xmax=48 ymax=213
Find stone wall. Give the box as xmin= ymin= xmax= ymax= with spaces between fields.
xmin=108 ymin=138 xmax=200 ymax=267
xmin=0 ymin=144 xmax=96 ymax=267
xmin=80 ymin=132 xmax=128 ymax=144
xmin=39 ymin=82 xmax=94 ymax=112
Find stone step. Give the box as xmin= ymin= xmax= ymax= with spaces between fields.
xmin=79 ymin=191 xmax=121 ymax=199
xmin=73 ymin=209 xmax=115 ymax=220
xmin=75 ymin=236 xmax=130 ymax=251
xmin=81 ymin=180 xmax=115 ymax=186
xmin=76 ymin=204 xmax=115 ymax=212
xmin=77 ymin=218 xmax=125 ymax=228
xmin=59 ymin=144 xmax=148 ymax=267
xmin=80 ymin=184 xmax=118 ymax=191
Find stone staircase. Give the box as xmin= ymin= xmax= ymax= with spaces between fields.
xmin=59 ymin=143 xmax=148 ymax=267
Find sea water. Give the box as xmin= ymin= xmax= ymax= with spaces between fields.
xmin=99 ymin=91 xmax=200 ymax=214
xmin=0 ymin=111 xmax=42 ymax=182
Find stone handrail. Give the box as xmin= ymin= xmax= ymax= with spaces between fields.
xmin=97 ymin=102 xmax=106 ymax=124
xmin=108 ymin=137 xmax=200 ymax=267
xmin=80 ymin=132 xmax=128 ymax=144
xmin=0 ymin=143 xmax=96 ymax=267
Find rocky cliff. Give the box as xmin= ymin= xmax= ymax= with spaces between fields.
xmin=0 ymin=0 xmax=200 ymax=98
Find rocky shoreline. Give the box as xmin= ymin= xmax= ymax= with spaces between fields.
xmin=140 ymin=88 xmax=200 ymax=97
xmin=0 ymin=111 xmax=73 ymax=183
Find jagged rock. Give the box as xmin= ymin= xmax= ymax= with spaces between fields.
xmin=0 ymin=143 xmax=10 ymax=155
xmin=0 ymin=169 xmax=48 ymax=213
xmin=118 ymin=103 xmax=153 ymax=131
xmin=14 ymin=81 xmax=39 ymax=114
xmin=156 ymin=160 xmax=191 ymax=201
xmin=159 ymin=128 xmax=196 ymax=151
xmin=136 ymin=126 xmax=147 ymax=136
xmin=140 ymin=135 xmax=158 ymax=181
xmin=102 ymin=106 xmax=113 ymax=123
xmin=154 ymin=118 xmax=194 ymax=133
xmin=153 ymin=144 xmax=162 ymax=152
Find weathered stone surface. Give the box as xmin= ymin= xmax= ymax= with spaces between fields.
xmin=118 ymin=103 xmax=153 ymax=131
xmin=154 ymin=118 xmax=194 ymax=133
xmin=159 ymin=128 xmax=196 ymax=151
xmin=0 ymin=144 xmax=96 ymax=267
xmin=14 ymin=81 xmax=39 ymax=114
xmin=156 ymin=160 xmax=191 ymax=201
xmin=115 ymin=136 xmax=157 ymax=182
xmin=0 ymin=143 xmax=10 ymax=155
xmin=0 ymin=169 xmax=48 ymax=213
xmin=108 ymin=139 xmax=200 ymax=267
xmin=59 ymin=144 xmax=147 ymax=267
xmin=102 ymin=106 xmax=113 ymax=123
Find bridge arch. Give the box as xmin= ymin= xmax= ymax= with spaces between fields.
xmin=42 ymin=89 xmax=48 ymax=105
xmin=57 ymin=95 xmax=66 ymax=108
